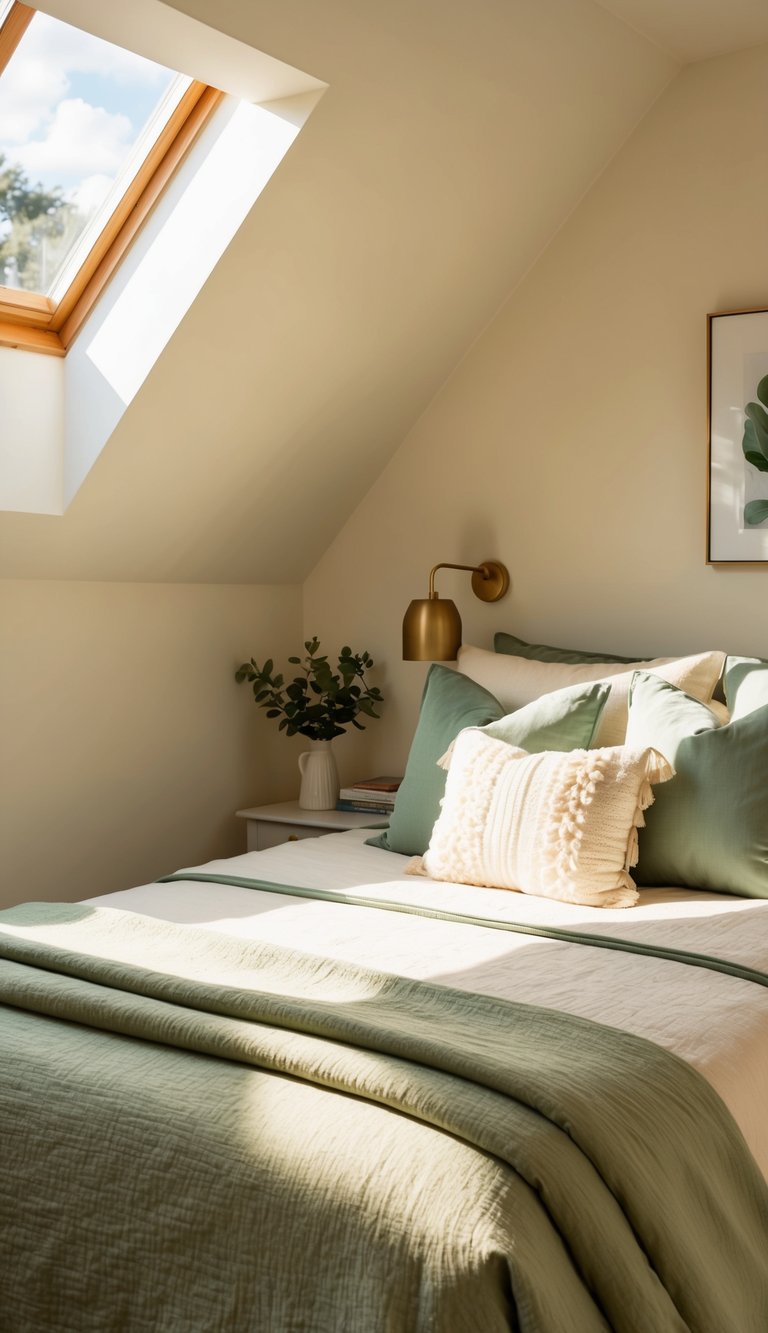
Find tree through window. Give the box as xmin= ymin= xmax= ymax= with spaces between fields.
xmin=0 ymin=2 xmax=220 ymax=354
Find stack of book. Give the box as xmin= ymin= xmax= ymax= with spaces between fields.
xmin=336 ymin=776 xmax=402 ymax=816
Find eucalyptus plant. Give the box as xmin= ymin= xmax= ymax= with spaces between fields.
xmin=235 ymin=637 xmax=383 ymax=741
xmin=742 ymin=373 xmax=768 ymax=527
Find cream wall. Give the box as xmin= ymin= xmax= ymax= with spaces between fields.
xmin=304 ymin=43 xmax=768 ymax=778
xmin=0 ymin=581 xmax=302 ymax=907
xmin=0 ymin=350 xmax=63 ymax=515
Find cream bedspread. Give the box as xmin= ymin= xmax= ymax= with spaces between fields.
xmin=90 ymin=829 xmax=768 ymax=1179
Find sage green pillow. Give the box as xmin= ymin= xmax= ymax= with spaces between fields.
xmin=367 ymin=668 xmax=610 ymax=857
xmin=494 ymin=630 xmax=645 ymax=666
xmin=478 ymin=680 xmax=609 ymax=751
xmin=724 ymin=656 xmax=768 ymax=720
xmin=366 ymin=666 xmax=503 ymax=856
xmin=626 ymin=672 xmax=768 ymax=897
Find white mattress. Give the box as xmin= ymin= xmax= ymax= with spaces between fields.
xmin=89 ymin=829 xmax=768 ymax=1179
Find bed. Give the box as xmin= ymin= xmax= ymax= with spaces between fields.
xmin=1 ymin=828 xmax=767 ymax=1330
xmin=2 ymin=645 xmax=767 ymax=1330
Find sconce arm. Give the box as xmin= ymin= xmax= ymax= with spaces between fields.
xmin=427 ymin=562 xmax=489 ymax=598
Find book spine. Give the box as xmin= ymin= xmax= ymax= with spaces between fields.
xmin=336 ymin=800 xmax=394 ymax=815
xmin=336 ymin=798 xmax=395 ymax=809
xmin=338 ymin=790 xmax=397 ymax=804
xmin=345 ymin=777 xmax=403 ymax=793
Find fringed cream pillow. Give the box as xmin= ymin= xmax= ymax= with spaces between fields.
xmin=409 ymin=730 xmax=674 ymax=908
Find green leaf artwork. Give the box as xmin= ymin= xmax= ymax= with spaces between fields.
xmin=742 ymin=374 xmax=768 ymax=525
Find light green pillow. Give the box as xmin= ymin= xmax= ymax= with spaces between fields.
xmin=494 ymin=630 xmax=644 ymax=666
xmin=626 ymin=672 xmax=768 ymax=897
xmin=366 ymin=666 xmax=503 ymax=856
xmin=478 ymin=680 xmax=609 ymax=751
xmin=367 ymin=668 xmax=609 ymax=857
xmin=724 ymin=656 xmax=768 ymax=720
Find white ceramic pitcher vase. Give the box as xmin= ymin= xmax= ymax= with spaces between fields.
xmin=297 ymin=740 xmax=339 ymax=810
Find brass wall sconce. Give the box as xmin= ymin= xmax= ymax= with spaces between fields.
xmin=402 ymin=560 xmax=510 ymax=661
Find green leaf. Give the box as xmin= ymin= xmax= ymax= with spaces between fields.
xmin=744 ymin=450 xmax=768 ymax=473
xmin=746 ymin=400 xmax=768 ymax=430
xmin=313 ymin=665 xmax=335 ymax=692
xmin=288 ymin=656 xmax=301 ymax=665
xmin=757 ymin=374 xmax=768 ymax=409
xmin=742 ymin=419 xmax=768 ymax=468
xmin=744 ymin=500 xmax=768 ymax=527
xmin=357 ymin=698 xmax=380 ymax=718
xmin=745 ymin=404 xmax=768 ymax=458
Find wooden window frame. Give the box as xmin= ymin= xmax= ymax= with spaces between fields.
xmin=0 ymin=3 xmax=223 ymax=356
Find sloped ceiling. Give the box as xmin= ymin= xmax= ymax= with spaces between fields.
xmin=0 ymin=0 xmax=679 ymax=582
xmin=594 ymin=0 xmax=768 ymax=63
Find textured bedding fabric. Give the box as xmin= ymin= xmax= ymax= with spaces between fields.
xmin=1 ymin=900 xmax=767 ymax=1332
xmin=414 ymin=734 xmax=672 ymax=908
xmin=96 ymin=830 xmax=768 ymax=1181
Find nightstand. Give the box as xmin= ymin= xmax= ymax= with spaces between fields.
xmin=235 ymin=801 xmax=386 ymax=852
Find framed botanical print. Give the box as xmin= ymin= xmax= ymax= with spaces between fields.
xmin=708 ymin=307 xmax=768 ymax=564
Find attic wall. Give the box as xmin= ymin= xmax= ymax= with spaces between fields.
xmin=0 ymin=580 xmax=302 ymax=906
xmin=303 ymin=43 xmax=768 ymax=780
xmin=0 ymin=350 xmax=63 ymax=514
xmin=0 ymin=0 xmax=675 ymax=584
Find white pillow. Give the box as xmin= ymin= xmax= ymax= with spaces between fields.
xmin=457 ymin=645 xmax=725 ymax=747
xmin=409 ymin=729 xmax=674 ymax=908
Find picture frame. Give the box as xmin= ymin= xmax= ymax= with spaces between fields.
xmin=707 ymin=306 xmax=768 ymax=565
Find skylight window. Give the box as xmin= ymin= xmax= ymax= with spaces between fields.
xmin=0 ymin=2 xmax=220 ymax=354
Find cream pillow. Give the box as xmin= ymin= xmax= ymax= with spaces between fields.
xmin=409 ymin=729 xmax=674 ymax=908
xmin=457 ymin=645 xmax=725 ymax=747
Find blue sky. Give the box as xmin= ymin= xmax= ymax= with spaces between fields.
xmin=65 ymin=70 xmax=167 ymax=132
xmin=0 ymin=12 xmax=180 ymax=202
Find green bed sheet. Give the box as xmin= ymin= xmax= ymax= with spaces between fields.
xmin=0 ymin=901 xmax=766 ymax=1332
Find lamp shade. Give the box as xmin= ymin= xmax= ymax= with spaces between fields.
xmin=402 ymin=595 xmax=462 ymax=661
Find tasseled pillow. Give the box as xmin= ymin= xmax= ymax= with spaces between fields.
xmin=408 ymin=730 xmax=673 ymax=908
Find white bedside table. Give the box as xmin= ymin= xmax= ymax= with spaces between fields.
xmin=235 ymin=801 xmax=387 ymax=852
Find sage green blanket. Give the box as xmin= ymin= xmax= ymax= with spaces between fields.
xmin=0 ymin=902 xmax=766 ymax=1332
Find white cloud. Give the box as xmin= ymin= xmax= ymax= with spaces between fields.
xmin=23 ymin=14 xmax=174 ymax=88
xmin=0 ymin=57 xmax=68 ymax=144
xmin=0 ymin=11 xmax=174 ymax=156
xmin=5 ymin=99 xmax=132 ymax=181
xmin=71 ymin=172 xmax=113 ymax=216
xmin=0 ymin=11 xmax=178 ymax=193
